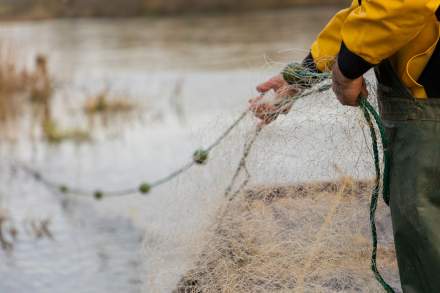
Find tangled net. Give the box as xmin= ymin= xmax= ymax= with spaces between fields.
xmin=17 ymin=60 xmax=400 ymax=292
xmin=146 ymin=65 xmax=400 ymax=291
xmin=174 ymin=178 xmax=398 ymax=293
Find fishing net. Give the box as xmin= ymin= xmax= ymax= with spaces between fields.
xmin=1 ymin=54 xmax=401 ymax=292
xmin=173 ymin=179 xmax=398 ymax=293
xmin=140 ymin=62 xmax=400 ymax=292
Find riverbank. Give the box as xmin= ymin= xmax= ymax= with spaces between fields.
xmin=175 ymin=178 xmax=401 ymax=292
xmin=0 ymin=0 xmax=346 ymax=19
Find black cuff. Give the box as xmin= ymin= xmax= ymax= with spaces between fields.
xmin=436 ymin=6 xmax=439 ymax=21
xmin=337 ymin=42 xmax=374 ymax=79
xmin=301 ymin=52 xmax=320 ymax=73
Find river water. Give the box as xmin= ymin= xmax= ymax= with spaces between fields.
xmin=0 ymin=6 xmax=382 ymax=293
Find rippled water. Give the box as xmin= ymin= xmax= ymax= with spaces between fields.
xmin=0 ymin=7 xmax=349 ymax=293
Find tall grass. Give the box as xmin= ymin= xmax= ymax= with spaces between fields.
xmin=0 ymin=44 xmax=27 ymax=93
xmin=0 ymin=43 xmax=28 ymax=133
xmin=84 ymin=90 xmax=135 ymax=114
xmin=0 ymin=43 xmax=53 ymax=141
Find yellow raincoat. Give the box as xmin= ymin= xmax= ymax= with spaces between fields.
xmin=310 ymin=0 xmax=440 ymax=99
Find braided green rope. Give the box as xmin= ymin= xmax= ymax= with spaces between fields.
xmin=361 ymin=100 xmax=391 ymax=205
xmin=360 ymin=98 xmax=395 ymax=293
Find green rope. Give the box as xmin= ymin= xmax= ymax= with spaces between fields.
xmin=361 ymin=99 xmax=391 ymax=205
xmin=360 ymin=98 xmax=395 ymax=293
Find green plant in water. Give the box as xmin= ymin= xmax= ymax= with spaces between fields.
xmin=42 ymin=119 xmax=61 ymax=143
xmin=30 ymin=55 xmax=52 ymax=103
xmin=42 ymin=119 xmax=91 ymax=144
xmin=84 ymin=91 xmax=135 ymax=114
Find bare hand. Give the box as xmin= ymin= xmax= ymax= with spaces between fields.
xmin=249 ymin=74 xmax=299 ymax=125
xmin=332 ymin=61 xmax=368 ymax=106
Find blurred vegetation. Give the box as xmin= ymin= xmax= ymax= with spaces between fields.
xmin=0 ymin=41 xmax=143 ymax=144
xmin=42 ymin=119 xmax=91 ymax=144
xmin=0 ymin=207 xmax=54 ymax=252
xmin=0 ymin=43 xmax=91 ymax=143
xmin=0 ymin=47 xmax=45 ymax=140
xmin=84 ymin=90 xmax=135 ymax=114
xmin=0 ymin=0 xmax=346 ymax=19
xmin=0 ymin=48 xmax=21 ymax=130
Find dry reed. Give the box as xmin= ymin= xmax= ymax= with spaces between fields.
xmin=175 ymin=178 xmax=400 ymax=292
xmin=84 ymin=90 xmax=135 ymax=114
xmin=0 ymin=43 xmax=27 ymax=129
xmin=0 ymin=43 xmax=53 ymax=140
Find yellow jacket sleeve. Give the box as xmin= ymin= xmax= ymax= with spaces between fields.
xmin=309 ymin=1 xmax=358 ymax=72
xmin=308 ymin=0 xmax=439 ymax=80
xmin=338 ymin=0 xmax=437 ymax=78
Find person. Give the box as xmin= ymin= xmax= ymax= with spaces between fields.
xmin=250 ymin=1 xmax=440 ymax=292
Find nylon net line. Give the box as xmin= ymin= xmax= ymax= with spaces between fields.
xmin=144 ymin=62 xmax=399 ymax=292
xmin=1 ymin=56 xmax=400 ymax=292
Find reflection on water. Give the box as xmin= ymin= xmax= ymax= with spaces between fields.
xmin=0 ymin=7 xmax=339 ymax=73
xmin=0 ymin=7 xmax=340 ymax=293
xmin=0 ymin=166 xmax=143 ymax=293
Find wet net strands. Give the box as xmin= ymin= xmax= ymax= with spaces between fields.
xmin=18 ymin=110 xmax=250 ymax=199
xmin=16 ymin=64 xmax=394 ymax=291
xmin=16 ymin=76 xmax=331 ymax=200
